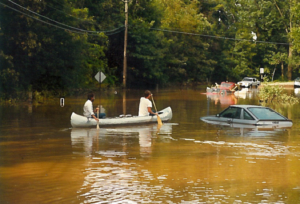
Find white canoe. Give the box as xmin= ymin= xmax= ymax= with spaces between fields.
xmin=70 ymin=106 xmax=172 ymax=128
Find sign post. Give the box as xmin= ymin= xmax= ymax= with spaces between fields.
xmin=94 ymin=71 xmax=106 ymax=121
xmin=260 ymin=68 xmax=264 ymax=82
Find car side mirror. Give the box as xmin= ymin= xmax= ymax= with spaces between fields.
xmin=216 ymin=114 xmax=220 ymax=117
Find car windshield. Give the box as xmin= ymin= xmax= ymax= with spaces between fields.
xmin=247 ymin=107 xmax=286 ymax=120
xmin=242 ymin=78 xmax=253 ymax=81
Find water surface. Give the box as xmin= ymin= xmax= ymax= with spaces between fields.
xmin=1 ymin=88 xmax=300 ymax=203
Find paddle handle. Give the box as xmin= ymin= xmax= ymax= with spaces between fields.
xmin=96 ymin=105 xmax=100 ymax=129
xmin=151 ymin=95 xmax=158 ymax=113
xmin=151 ymin=95 xmax=163 ymax=126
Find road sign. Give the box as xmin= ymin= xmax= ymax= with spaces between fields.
xmin=260 ymin=68 xmax=264 ymax=74
xmin=95 ymin=72 xmax=106 ymax=83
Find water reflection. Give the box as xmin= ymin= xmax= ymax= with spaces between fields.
xmin=234 ymin=88 xmax=259 ymax=99
xmin=206 ymin=93 xmax=237 ymax=107
xmin=71 ymin=124 xmax=177 ymax=203
xmin=71 ymin=123 xmax=175 ymax=157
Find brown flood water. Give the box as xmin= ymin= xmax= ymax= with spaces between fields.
xmin=1 ymin=88 xmax=300 ymax=203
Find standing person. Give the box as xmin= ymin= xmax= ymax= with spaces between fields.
xmin=138 ymin=90 xmax=159 ymax=116
xmin=83 ymin=93 xmax=105 ymax=121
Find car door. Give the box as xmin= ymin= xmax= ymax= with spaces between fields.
xmin=232 ymin=108 xmax=256 ymax=125
xmin=219 ymin=107 xmax=240 ymax=124
xmin=253 ymin=78 xmax=257 ymax=86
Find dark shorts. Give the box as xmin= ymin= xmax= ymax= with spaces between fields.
xmin=94 ymin=113 xmax=106 ymax=118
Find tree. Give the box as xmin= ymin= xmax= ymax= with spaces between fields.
xmin=267 ymin=50 xmax=288 ymax=79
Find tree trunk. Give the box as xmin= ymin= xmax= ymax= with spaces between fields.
xmin=281 ymin=62 xmax=284 ymax=79
xmin=287 ymin=45 xmax=293 ymax=80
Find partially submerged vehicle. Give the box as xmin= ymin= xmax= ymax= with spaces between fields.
xmin=206 ymin=82 xmax=237 ymax=95
xmin=200 ymin=105 xmax=292 ymax=128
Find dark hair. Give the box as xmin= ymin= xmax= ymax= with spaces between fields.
xmin=144 ymin=90 xmax=152 ymax=98
xmin=87 ymin=93 xmax=94 ymax=100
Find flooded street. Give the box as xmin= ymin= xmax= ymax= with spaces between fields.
xmin=1 ymin=88 xmax=300 ymax=203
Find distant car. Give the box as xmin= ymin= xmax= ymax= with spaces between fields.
xmin=237 ymin=77 xmax=260 ymax=88
xmin=200 ymin=105 xmax=292 ymax=128
xmin=294 ymin=77 xmax=300 ymax=88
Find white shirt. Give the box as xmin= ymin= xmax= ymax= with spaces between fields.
xmin=83 ymin=100 xmax=95 ymax=117
xmin=138 ymin=97 xmax=152 ymax=116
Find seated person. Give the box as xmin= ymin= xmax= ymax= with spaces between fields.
xmin=138 ymin=90 xmax=159 ymax=117
xmin=83 ymin=93 xmax=106 ymax=121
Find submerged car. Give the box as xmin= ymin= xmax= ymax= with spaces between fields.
xmin=200 ymin=105 xmax=292 ymax=128
xmin=206 ymin=82 xmax=237 ymax=95
xmin=237 ymin=77 xmax=260 ymax=88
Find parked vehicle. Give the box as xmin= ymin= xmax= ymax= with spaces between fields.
xmin=237 ymin=77 xmax=260 ymax=88
xmin=294 ymin=77 xmax=300 ymax=88
xmin=200 ymin=105 xmax=292 ymax=128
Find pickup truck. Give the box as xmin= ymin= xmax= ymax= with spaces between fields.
xmin=237 ymin=77 xmax=260 ymax=88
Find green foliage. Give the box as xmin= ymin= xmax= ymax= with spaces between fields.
xmin=2 ymin=0 xmax=300 ymax=101
xmin=258 ymin=83 xmax=299 ymax=105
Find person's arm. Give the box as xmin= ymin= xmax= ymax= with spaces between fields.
xmin=147 ymin=107 xmax=158 ymax=115
xmin=92 ymin=114 xmax=99 ymax=121
xmin=88 ymin=101 xmax=99 ymax=121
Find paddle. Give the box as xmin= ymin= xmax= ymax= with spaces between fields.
xmin=151 ymin=94 xmax=163 ymax=126
xmin=96 ymin=105 xmax=100 ymax=129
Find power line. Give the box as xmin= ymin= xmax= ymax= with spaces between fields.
xmin=1 ymin=1 xmax=292 ymax=45
xmin=7 ymin=0 xmax=123 ymax=34
xmin=45 ymin=3 xmax=89 ymax=22
xmin=0 ymin=2 xmax=124 ymax=36
xmin=150 ymin=28 xmax=291 ymax=45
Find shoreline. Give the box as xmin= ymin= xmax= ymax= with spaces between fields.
xmin=260 ymin=82 xmax=294 ymax=88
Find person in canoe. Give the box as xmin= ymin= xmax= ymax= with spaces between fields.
xmin=138 ymin=90 xmax=159 ymax=117
xmin=83 ymin=93 xmax=106 ymax=121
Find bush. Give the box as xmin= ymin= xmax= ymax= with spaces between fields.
xmin=259 ymin=83 xmax=299 ymax=105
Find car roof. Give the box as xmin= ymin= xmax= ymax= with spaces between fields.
xmin=229 ymin=105 xmax=265 ymax=108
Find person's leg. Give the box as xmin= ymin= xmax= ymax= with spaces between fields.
xmin=95 ymin=113 xmax=106 ymax=118
xmin=99 ymin=113 xmax=106 ymax=118
xmin=149 ymin=110 xmax=156 ymax=116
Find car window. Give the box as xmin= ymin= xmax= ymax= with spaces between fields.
xmin=243 ymin=78 xmax=252 ymax=81
xmin=220 ymin=107 xmax=241 ymax=118
xmin=247 ymin=107 xmax=286 ymax=120
xmin=234 ymin=108 xmax=241 ymax=119
xmin=243 ymin=110 xmax=254 ymax=120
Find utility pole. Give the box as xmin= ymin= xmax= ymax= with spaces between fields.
xmin=123 ymin=0 xmax=129 ymax=88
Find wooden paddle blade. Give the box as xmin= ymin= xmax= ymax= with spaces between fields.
xmin=157 ymin=123 xmax=162 ymax=131
xmin=97 ymin=121 xmax=100 ymax=129
xmin=157 ymin=115 xmax=163 ymax=126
